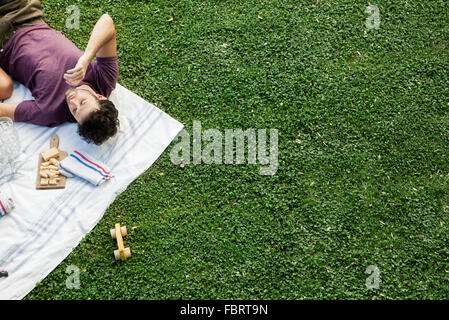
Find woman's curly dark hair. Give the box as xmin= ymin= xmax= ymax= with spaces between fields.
xmin=77 ymin=99 xmax=119 ymax=145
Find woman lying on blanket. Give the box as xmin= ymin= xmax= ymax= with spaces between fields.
xmin=0 ymin=0 xmax=119 ymax=145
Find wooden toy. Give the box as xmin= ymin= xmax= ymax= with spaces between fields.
xmin=110 ymin=223 xmax=131 ymax=261
xmin=36 ymin=134 xmax=68 ymax=190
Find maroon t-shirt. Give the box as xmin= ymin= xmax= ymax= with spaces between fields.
xmin=0 ymin=23 xmax=119 ymax=127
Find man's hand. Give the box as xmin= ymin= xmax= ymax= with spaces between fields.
xmin=64 ymin=54 xmax=90 ymax=87
xmin=0 ymin=102 xmax=19 ymax=121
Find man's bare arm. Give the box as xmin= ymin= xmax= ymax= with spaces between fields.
xmin=0 ymin=102 xmax=18 ymax=121
xmin=84 ymin=13 xmax=117 ymax=60
xmin=64 ymin=14 xmax=117 ymax=86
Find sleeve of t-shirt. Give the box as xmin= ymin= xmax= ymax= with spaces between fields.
xmin=14 ymin=99 xmax=73 ymax=127
xmin=81 ymin=56 xmax=119 ymax=98
xmin=14 ymin=100 xmax=43 ymax=125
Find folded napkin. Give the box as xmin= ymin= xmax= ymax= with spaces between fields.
xmin=58 ymin=150 xmax=112 ymax=186
xmin=0 ymin=191 xmax=15 ymax=217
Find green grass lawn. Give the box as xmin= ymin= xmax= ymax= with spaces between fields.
xmin=25 ymin=0 xmax=449 ymax=299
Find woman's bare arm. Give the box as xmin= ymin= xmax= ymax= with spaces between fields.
xmin=0 ymin=67 xmax=13 ymax=100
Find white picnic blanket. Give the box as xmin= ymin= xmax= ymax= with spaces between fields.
xmin=0 ymin=81 xmax=184 ymax=299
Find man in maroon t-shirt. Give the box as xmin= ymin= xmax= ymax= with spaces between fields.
xmin=0 ymin=5 xmax=119 ymax=145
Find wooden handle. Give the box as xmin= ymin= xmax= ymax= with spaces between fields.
xmin=50 ymin=134 xmax=59 ymax=149
xmin=115 ymin=223 xmax=126 ymax=261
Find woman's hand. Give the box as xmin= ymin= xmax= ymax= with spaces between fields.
xmin=63 ymin=54 xmax=91 ymax=86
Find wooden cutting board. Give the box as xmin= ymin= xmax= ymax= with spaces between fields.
xmin=36 ymin=134 xmax=68 ymax=190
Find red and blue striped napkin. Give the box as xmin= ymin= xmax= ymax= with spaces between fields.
xmin=0 ymin=192 xmax=15 ymax=217
xmin=58 ymin=150 xmax=112 ymax=186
